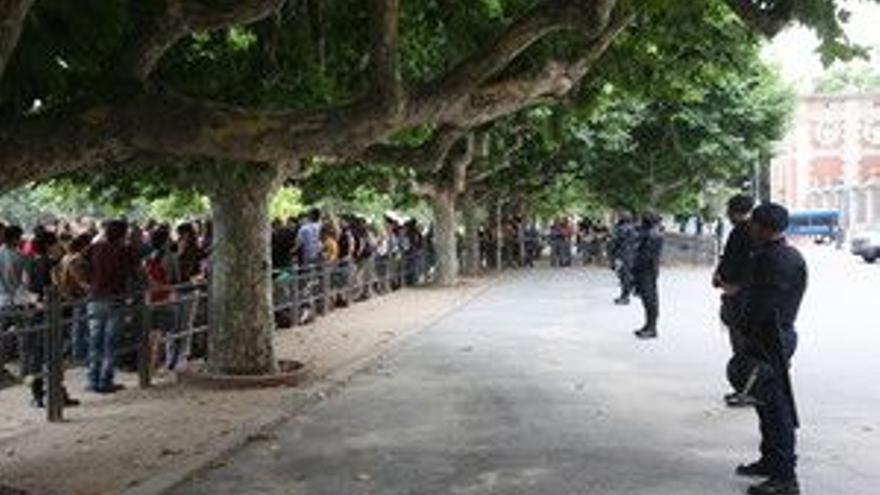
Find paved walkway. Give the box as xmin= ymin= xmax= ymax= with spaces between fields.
xmin=168 ymin=257 xmax=880 ymax=495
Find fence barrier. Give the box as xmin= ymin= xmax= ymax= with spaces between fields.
xmin=0 ymin=250 xmax=433 ymax=422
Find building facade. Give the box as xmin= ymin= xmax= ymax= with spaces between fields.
xmin=770 ymin=92 xmax=880 ymax=232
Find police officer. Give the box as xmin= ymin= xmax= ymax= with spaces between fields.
xmin=610 ymin=213 xmax=639 ymax=305
xmin=731 ymin=203 xmax=806 ymax=495
xmin=713 ymin=194 xmax=756 ymax=407
xmin=633 ymin=212 xmax=663 ymax=339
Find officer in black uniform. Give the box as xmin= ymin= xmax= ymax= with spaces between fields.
xmin=633 ymin=212 xmax=663 ymax=339
xmin=610 ymin=213 xmax=639 ymax=305
xmin=713 ymin=194 xmax=756 ymax=407
xmin=730 ymin=203 xmax=807 ymax=495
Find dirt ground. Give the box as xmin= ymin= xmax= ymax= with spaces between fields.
xmin=0 ymin=278 xmax=491 ymax=495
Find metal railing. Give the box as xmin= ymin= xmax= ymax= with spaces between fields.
xmin=0 ymin=250 xmax=433 ymax=422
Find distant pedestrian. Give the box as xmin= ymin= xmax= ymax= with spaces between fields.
xmin=633 ymin=213 xmax=663 ymax=339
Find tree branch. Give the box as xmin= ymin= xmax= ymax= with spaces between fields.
xmin=360 ymin=126 xmax=467 ymax=170
xmin=439 ymin=8 xmax=635 ymax=128
xmin=450 ymin=133 xmax=476 ymax=194
xmin=0 ymin=0 xmax=629 ymax=191
xmin=412 ymin=0 xmax=618 ymax=119
xmin=0 ymin=0 xmax=34 ymax=82
xmin=370 ymin=0 xmax=405 ymax=114
xmin=468 ymin=132 xmax=523 ymax=186
xmin=119 ymin=0 xmax=287 ymax=83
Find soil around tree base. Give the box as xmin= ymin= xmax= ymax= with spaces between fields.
xmin=176 ymin=360 xmax=309 ymax=390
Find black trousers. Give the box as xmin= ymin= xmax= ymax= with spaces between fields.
xmin=721 ymin=293 xmax=748 ymax=355
xmin=616 ymin=261 xmax=635 ymax=298
xmin=635 ymin=271 xmax=658 ymax=330
xmin=754 ymin=330 xmax=799 ymax=481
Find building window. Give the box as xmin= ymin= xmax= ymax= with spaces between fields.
xmin=856 ymin=190 xmax=868 ymax=224
xmin=873 ymin=188 xmax=880 ymax=223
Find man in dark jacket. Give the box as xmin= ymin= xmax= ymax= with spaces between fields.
xmin=633 ymin=213 xmax=664 ymax=339
xmin=714 ymin=194 xmax=756 ymax=407
xmin=610 ymin=213 xmax=639 ymax=305
xmin=732 ymin=203 xmax=806 ymax=495
xmin=86 ymin=220 xmax=139 ymax=394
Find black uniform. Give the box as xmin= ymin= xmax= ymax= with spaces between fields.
xmin=715 ymin=221 xmax=753 ymax=354
xmin=742 ymin=239 xmax=807 ymax=482
xmin=633 ymin=226 xmax=663 ymax=333
xmin=610 ymin=221 xmax=639 ymax=300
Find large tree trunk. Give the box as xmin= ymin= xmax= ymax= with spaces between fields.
xmin=429 ymin=190 xmax=459 ymax=286
xmin=461 ymin=193 xmax=482 ymax=277
xmin=207 ymin=169 xmax=279 ymax=375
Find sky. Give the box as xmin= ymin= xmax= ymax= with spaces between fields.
xmin=762 ymin=0 xmax=880 ymax=92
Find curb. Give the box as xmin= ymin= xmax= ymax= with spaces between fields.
xmin=119 ymin=275 xmax=500 ymax=495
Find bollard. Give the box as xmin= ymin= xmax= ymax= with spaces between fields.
xmin=45 ymin=289 xmax=64 ymax=422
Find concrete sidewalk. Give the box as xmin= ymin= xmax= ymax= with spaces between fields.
xmin=167 ymin=259 xmax=880 ymax=495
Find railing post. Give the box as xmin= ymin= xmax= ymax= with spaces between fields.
xmin=45 ymin=288 xmax=64 ymax=422
xmin=319 ymin=263 xmax=330 ymax=315
xmin=289 ymin=269 xmax=300 ymax=327
xmin=137 ymin=297 xmax=152 ymax=389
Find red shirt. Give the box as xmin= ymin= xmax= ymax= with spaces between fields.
xmin=144 ymin=257 xmax=172 ymax=303
xmin=87 ymin=241 xmax=138 ymax=299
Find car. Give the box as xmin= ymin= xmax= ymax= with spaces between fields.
xmin=850 ymin=230 xmax=880 ymax=263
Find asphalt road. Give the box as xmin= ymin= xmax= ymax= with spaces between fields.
xmin=168 ymin=246 xmax=880 ymax=495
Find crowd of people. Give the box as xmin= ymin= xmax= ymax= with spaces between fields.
xmin=0 ymin=209 xmax=435 ymax=410
xmin=0 ymin=218 xmax=212 ymax=408
xmin=474 ymin=217 xmax=612 ymax=270
xmin=270 ymin=210 xmax=434 ymax=321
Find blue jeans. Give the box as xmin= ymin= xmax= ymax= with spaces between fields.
xmin=87 ymin=300 xmax=121 ymax=389
xmin=69 ymin=305 xmax=89 ymax=363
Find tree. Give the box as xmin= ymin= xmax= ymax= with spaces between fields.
xmin=568 ymin=57 xmax=793 ymax=212
xmin=814 ymin=62 xmax=880 ymax=94
xmin=0 ymin=0 xmax=866 ymax=374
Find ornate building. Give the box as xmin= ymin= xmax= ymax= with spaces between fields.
xmin=771 ymin=92 xmax=880 ymax=231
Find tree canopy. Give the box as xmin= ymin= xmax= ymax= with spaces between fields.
xmin=0 ymin=0 xmax=872 ymax=191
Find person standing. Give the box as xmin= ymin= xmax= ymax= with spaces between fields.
xmin=0 ymin=226 xmax=29 ymax=386
xmin=56 ymin=234 xmax=92 ymax=363
xmin=610 ymin=213 xmax=639 ymax=305
xmin=144 ymin=228 xmax=183 ymax=372
xmin=295 ymin=209 xmax=324 ymax=267
xmin=713 ymin=194 xmax=757 ymax=407
xmin=732 ymin=203 xmax=806 ymax=495
xmin=633 ymin=213 xmax=664 ymax=339
xmin=86 ymin=220 xmax=139 ymax=394
xmin=26 ymin=232 xmax=80 ymax=407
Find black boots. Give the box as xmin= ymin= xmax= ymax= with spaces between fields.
xmin=30 ymin=378 xmax=80 ymax=408
xmin=747 ymin=478 xmax=800 ymax=495
xmin=737 ymin=461 xmax=800 ymax=495
xmin=736 ymin=461 xmax=775 ymax=478
xmin=634 ymin=327 xmax=657 ymax=339
xmin=30 ymin=377 xmax=44 ymax=408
